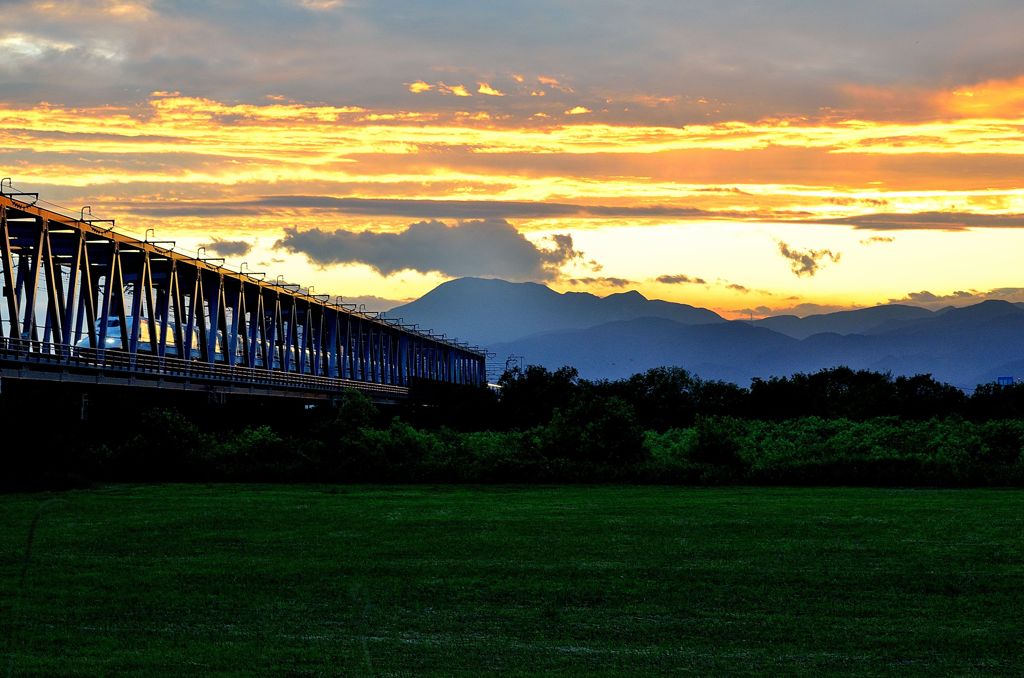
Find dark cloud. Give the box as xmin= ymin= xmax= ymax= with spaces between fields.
xmin=987 ymin=287 xmax=1024 ymax=300
xmin=860 ymin=235 xmax=895 ymax=245
xmin=202 ymin=238 xmax=252 ymax=257
xmin=274 ymin=219 xmax=584 ymax=281
xmin=656 ymin=274 xmax=707 ymax=285
xmin=61 ymin=192 xmax=1024 ymax=237
xmin=566 ymin=277 xmax=633 ymax=288
xmin=819 ymin=212 xmax=1024 ymax=231
xmin=546 ymin=233 xmax=584 ymax=261
xmin=717 ymin=279 xmax=777 ymax=296
xmin=737 ymin=302 xmax=860 ymax=318
xmin=889 ymin=288 xmax=1020 ymax=303
xmin=3 ymin=1 xmax=1023 ymax=124
xmin=885 ymin=287 xmax=1024 ymax=310
xmin=124 ymin=195 xmax=720 ymax=220
xmin=777 ymin=241 xmax=841 ymax=277
xmin=735 ymin=306 xmax=773 ymax=318
xmin=894 ymin=290 xmax=974 ymax=304
xmin=826 ymin=197 xmax=889 ymax=207
xmin=782 ymin=302 xmax=859 ymax=316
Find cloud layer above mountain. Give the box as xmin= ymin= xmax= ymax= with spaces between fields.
xmin=275 ymin=219 xmax=584 ymax=280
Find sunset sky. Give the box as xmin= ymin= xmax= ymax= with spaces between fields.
xmin=2 ymin=0 xmax=1024 ymax=317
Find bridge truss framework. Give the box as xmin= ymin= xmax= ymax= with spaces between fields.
xmin=0 ymin=189 xmax=488 ymax=400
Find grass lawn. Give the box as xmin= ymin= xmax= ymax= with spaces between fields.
xmin=1 ymin=485 xmax=1022 ymax=675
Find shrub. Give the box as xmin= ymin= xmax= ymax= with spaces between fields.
xmin=458 ymin=430 xmax=547 ymax=482
xmin=539 ymin=395 xmax=648 ymax=466
xmin=691 ymin=416 xmax=748 ymax=468
xmin=215 ymin=425 xmax=296 ymax=481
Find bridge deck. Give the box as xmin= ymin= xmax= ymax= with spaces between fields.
xmin=0 ymin=337 xmax=408 ymax=401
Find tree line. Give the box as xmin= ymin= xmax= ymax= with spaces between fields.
xmin=493 ymin=365 xmax=1024 ymax=430
xmin=4 ymin=366 xmax=1024 ymax=489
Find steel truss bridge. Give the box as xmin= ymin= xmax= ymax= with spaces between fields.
xmin=0 ymin=187 xmax=487 ymax=402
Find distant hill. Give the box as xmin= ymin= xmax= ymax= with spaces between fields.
xmin=387 ymin=278 xmax=1024 ymax=387
xmin=764 ymin=300 xmax=1024 ymax=339
xmin=754 ymin=304 xmax=933 ymax=339
xmin=489 ymin=317 xmax=797 ymax=383
xmin=387 ymin=277 xmax=724 ymax=346
xmin=886 ymin=299 xmax=1023 ymax=335
xmin=490 ymin=301 xmax=1024 ymax=388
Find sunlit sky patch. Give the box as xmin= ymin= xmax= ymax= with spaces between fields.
xmin=2 ymin=0 xmax=1024 ymax=317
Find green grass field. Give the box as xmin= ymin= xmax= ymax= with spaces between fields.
xmin=2 ymin=486 xmax=1022 ymax=675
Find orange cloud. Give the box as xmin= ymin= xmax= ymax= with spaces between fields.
xmin=28 ymin=0 xmax=153 ymax=19
xmin=103 ymin=1 xmax=154 ymax=18
xmin=5 ymin=95 xmax=1024 ymax=161
xmin=934 ymin=76 xmax=1024 ymax=118
xmin=407 ymin=80 xmax=433 ymax=94
xmin=841 ymin=75 xmax=1024 ymax=121
xmin=538 ymin=75 xmax=573 ymax=92
xmin=438 ymin=82 xmax=472 ymax=97
xmin=477 ymin=82 xmax=505 ymax=97
xmin=2 ymin=93 xmax=1024 ymax=233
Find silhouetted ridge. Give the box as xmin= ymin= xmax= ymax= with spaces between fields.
xmin=755 ymin=304 xmax=933 ymax=339
xmin=490 ymin=308 xmax=1024 ymax=388
xmin=390 ymin=278 xmax=1023 ymax=388
xmin=389 ymin=277 xmax=724 ymax=345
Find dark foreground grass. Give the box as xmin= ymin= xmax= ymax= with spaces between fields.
xmin=1 ymin=486 xmax=1022 ymax=676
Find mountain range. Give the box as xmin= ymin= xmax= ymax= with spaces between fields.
xmin=388 ymin=278 xmax=1024 ymax=388
xmin=388 ymin=277 xmax=723 ymax=346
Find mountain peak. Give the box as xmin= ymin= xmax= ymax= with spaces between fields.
xmin=432 ymin=277 xmax=550 ymax=294
xmin=936 ymin=298 xmax=1023 ymax=322
xmin=389 ymin=277 xmax=723 ymax=346
xmin=605 ymin=290 xmax=648 ymax=302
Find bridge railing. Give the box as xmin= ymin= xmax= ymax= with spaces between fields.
xmin=0 ymin=336 xmax=409 ymax=397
